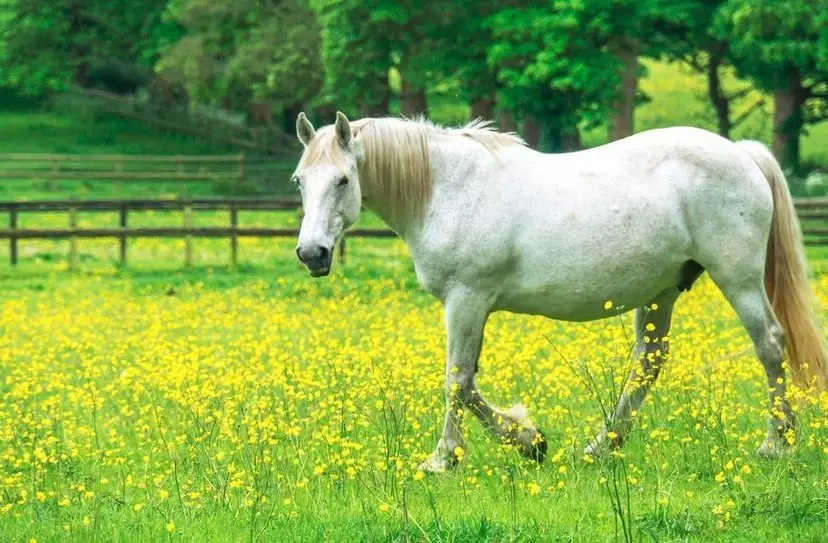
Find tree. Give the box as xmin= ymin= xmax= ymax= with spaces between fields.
xmin=656 ymin=0 xmax=766 ymax=140
xmin=426 ymin=0 xmax=503 ymax=121
xmin=0 ymin=0 xmax=172 ymax=95
xmin=717 ymin=0 xmax=828 ymax=170
xmin=314 ymin=1 xmax=456 ymax=119
xmin=313 ymin=0 xmax=393 ymax=117
xmin=157 ymin=0 xmax=323 ymax=125
xmin=487 ymin=3 xmax=622 ymax=151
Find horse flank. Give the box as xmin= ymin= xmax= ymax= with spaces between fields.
xmin=298 ymin=117 xmax=524 ymax=223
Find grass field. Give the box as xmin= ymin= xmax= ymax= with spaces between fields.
xmin=1 ymin=61 xmax=828 ymax=542
xmin=2 ymin=244 xmax=828 ymax=542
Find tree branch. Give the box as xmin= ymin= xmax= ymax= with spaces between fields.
xmin=731 ymin=99 xmax=766 ymax=129
xmin=725 ymin=87 xmax=752 ymax=101
xmin=683 ymin=53 xmax=705 ymax=73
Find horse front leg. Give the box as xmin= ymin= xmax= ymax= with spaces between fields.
xmin=418 ymin=290 xmax=488 ymax=472
xmin=418 ymin=289 xmax=546 ymax=473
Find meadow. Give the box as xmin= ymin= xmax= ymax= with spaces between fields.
xmin=2 ymin=240 xmax=828 ymax=542
xmin=2 ymin=61 xmax=828 ymax=542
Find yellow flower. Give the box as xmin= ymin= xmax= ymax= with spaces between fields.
xmin=133 ymin=503 xmax=144 ymax=512
xmin=413 ymin=470 xmax=425 ymax=481
xmin=166 ymin=521 xmax=175 ymax=533
xmin=603 ymin=300 xmax=613 ymax=310
xmin=527 ymin=482 xmax=541 ymax=496
xmin=378 ymin=503 xmax=390 ymax=513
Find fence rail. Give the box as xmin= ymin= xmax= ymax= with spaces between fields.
xmin=1 ymin=197 xmax=827 ymax=269
xmin=0 ymin=197 xmax=395 ymax=268
xmin=0 ymin=153 xmax=246 ymax=186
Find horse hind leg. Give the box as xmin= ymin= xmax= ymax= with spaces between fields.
xmin=586 ymin=287 xmax=680 ymax=457
xmin=709 ymin=273 xmax=794 ymax=457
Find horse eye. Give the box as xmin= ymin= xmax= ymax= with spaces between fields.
xmin=337 ymin=176 xmax=349 ymax=187
xmin=291 ymin=175 xmax=299 ymax=185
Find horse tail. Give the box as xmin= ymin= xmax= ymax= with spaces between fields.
xmin=736 ymin=140 xmax=828 ymax=390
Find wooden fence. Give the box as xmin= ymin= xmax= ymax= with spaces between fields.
xmin=1 ymin=197 xmax=826 ymax=269
xmin=0 ymin=153 xmax=246 ymax=186
xmin=0 ymin=198 xmax=396 ymax=268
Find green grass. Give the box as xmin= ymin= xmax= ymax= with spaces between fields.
xmin=0 ymin=109 xmax=299 ymax=201
xmin=1 ymin=240 xmax=828 ymax=542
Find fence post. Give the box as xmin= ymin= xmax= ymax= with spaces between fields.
xmin=116 ymin=155 xmax=124 ymax=194
xmin=339 ymin=235 xmax=346 ymax=265
xmin=183 ymin=201 xmax=193 ymax=267
xmin=51 ymin=156 xmax=60 ymax=191
xmin=119 ymin=203 xmax=128 ymax=266
xmin=69 ymin=204 xmax=78 ymax=270
xmin=230 ymin=204 xmax=238 ymax=267
xmin=237 ymin=154 xmax=245 ymax=185
xmin=9 ymin=204 xmax=17 ymax=266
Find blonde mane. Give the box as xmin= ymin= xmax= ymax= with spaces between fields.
xmin=298 ymin=117 xmax=524 ymax=224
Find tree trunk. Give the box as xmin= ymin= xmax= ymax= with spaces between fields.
xmin=74 ymin=63 xmax=90 ymax=88
xmin=772 ymin=72 xmax=805 ymax=172
xmin=609 ymin=40 xmax=640 ymax=141
xmin=248 ymin=101 xmax=272 ymax=126
xmin=522 ymin=117 xmax=541 ymax=149
xmin=282 ymin=102 xmax=303 ymax=134
xmin=707 ymin=55 xmax=731 ymax=139
xmin=524 ymin=117 xmax=579 ymax=153
xmin=561 ymin=125 xmax=581 ymax=152
xmin=497 ymin=109 xmax=518 ymax=133
xmin=401 ymin=79 xmax=428 ymax=118
xmin=471 ymin=95 xmax=496 ymax=120
xmin=360 ymin=71 xmax=390 ymax=117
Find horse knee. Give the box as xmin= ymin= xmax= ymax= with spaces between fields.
xmin=446 ymin=372 xmax=475 ymax=405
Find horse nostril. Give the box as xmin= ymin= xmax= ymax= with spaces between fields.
xmin=318 ymin=246 xmax=330 ymax=261
xmin=295 ymin=246 xmax=305 ymax=262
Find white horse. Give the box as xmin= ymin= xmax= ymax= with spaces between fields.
xmin=292 ymin=111 xmax=827 ymax=472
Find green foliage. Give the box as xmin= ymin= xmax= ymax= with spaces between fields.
xmin=718 ymin=0 xmax=827 ymax=94
xmin=713 ymin=0 xmax=827 ymax=169
xmin=0 ymin=0 xmax=171 ymax=95
xmin=487 ymin=4 xmax=621 ymax=130
xmin=158 ymin=0 xmax=323 ymax=108
xmin=313 ymin=0 xmax=393 ymax=115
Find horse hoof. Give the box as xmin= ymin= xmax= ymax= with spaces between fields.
xmin=584 ymin=434 xmax=613 ymax=459
xmin=417 ymin=452 xmax=457 ymax=473
xmin=757 ymin=438 xmax=793 ymax=459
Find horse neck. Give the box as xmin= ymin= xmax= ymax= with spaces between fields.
xmin=360 ymin=133 xmax=483 ymax=243
xmin=359 ymin=134 xmax=431 ymax=238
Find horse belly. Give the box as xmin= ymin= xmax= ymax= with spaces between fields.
xmin=494 ymin=230 xmax=690 ymax=321
xmin=494 ymin=277 xmax=674 ymax=321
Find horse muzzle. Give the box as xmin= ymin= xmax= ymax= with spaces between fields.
xmin=296 ymin=244 xmax=332 ymax=278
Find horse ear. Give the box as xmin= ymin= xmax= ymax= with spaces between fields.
xmin=296 ymin=112 xmax=315 ymax=146
xmin=334 ymin=111 xmax=351 ymax=147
